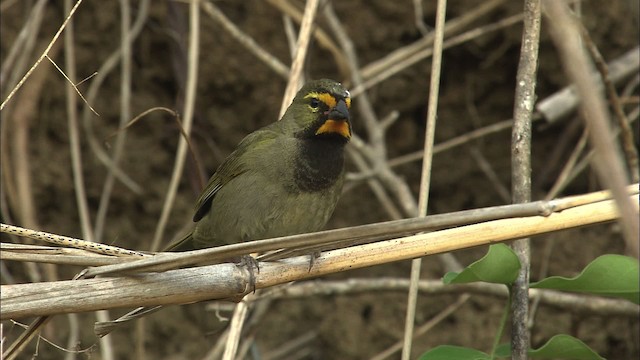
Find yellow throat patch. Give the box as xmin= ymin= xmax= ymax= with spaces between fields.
xmin=316 ymin=119 xmax=351 ymax=139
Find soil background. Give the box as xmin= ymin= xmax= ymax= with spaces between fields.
xmin=1 ymin=1 xmax=639 ymax=359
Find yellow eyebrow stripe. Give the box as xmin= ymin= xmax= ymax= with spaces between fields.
xmin=304 ymin=92 xmax=338 ymax=108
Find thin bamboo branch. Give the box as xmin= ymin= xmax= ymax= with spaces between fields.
xmin=3 ymin=185 xmax=636 ymax=272
xmin=2 ymin=193 xmax=635 ymax=320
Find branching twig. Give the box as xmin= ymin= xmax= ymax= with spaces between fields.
xmin=0 ymin=0 xmax=85 ymax=110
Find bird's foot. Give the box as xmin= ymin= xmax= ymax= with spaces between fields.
xmin=237 ymin=255 xmax=259 ymax=293
xmin=307 ymin=251 xmax=321 ymax=272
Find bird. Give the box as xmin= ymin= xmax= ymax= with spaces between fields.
xmin=94 ymin=79 xmax=351 ymax=336
xmin=169 ymin=78 xmax=352 ymax=251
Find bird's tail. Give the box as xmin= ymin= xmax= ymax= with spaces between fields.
xmin=162 ymin=230 xmax=195 ymax=251
xmin=93 ymin=230 xmax=194 ymax=337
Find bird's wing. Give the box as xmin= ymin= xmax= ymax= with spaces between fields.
xmin=192 ymin=129 xmax=280 ymax=222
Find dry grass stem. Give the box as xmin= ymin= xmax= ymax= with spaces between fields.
xmin=150 ymin=0 xmax=199 ymax=252
xmin=201 ymin=1 xmax=289 ymax=78
xmin=278 ymin=0 xmax=319 ymax=117
xmin=373 ymin=295 xmax=470 ymax=360
xmin=580 ymin=29 xmax=639 ymax=182
xmin=0 ymin=225 xmax=146 ymax=257
xmin=402 ymin=0 xmax=448 ymax=357
xmin=0 ymin=0 xmax=47 ymax=96
xmin=536 ymin=47 xmax=639 ymax=123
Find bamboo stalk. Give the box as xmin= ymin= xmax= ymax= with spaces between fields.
xmin=2 ymin=193 xmax=634 ymax=320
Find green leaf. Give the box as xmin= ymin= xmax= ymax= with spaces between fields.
xmin=530 ymin=335 xmax=605 ymax=359
xmin=531 ymin=254 xmax=639 ymax=304
xmin=443 ymin=244 xmax=521 ymax=285
xmin=495 ymin=334 xmax=604 ymax=359
xmin=418 ymin=345 xmax=490 ymax=360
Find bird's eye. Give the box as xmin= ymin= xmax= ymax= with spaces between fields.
xmin=309 ymin=98 xmax=320 ymax=109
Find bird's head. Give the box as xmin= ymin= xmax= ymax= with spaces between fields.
xmin=284 ymin=79 xmax=352 ymax=143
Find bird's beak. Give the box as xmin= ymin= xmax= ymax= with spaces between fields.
xmin=316 ymin=99 xmax=351 ymax=139
xmin=329 ymin=99 xmax=350 ymax=121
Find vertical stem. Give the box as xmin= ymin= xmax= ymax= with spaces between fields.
xmin=491 ymin=292 xmax=512 ymax=359
xmin=94 ymin=0 xmax=132 ymax=242
xmin=542 ymin=1 xmax=639 ymax=257
xmin=510 ymin=0 xmax=541 ymax=358
xmin=278 ymin=0 xmax=319 ymax=117
xmin=401 ymin=0 xmax=447 ymax=359
xmin=64 ymin=0 xmax=93 ymax=242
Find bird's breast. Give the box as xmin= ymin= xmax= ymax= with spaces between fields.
xmin=293 ymin=139 xmax=345 ymax=192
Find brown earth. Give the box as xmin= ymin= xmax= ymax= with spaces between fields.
xmin=1 ymin=1 xmax=638 ymax=359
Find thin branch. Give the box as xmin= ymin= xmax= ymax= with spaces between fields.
xmin=510 ymin=0 xmax=541 ymax=357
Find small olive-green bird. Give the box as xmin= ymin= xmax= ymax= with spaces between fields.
xmin=94 ymin=79 xmax=351 ymax=337
xmin=171 ymin=78 xmax=352 ymax=250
